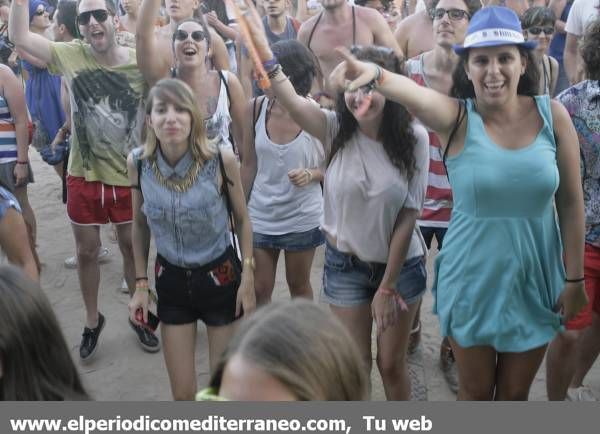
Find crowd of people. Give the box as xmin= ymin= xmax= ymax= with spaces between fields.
xmin=0 ymin=0 xmax=598 ymax=402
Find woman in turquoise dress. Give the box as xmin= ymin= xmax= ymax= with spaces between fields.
xmin=330 ymin=6 xmax=588 ymax=400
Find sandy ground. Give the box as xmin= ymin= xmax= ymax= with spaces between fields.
xmin=24 ymin=151 xmax=600 ymax=401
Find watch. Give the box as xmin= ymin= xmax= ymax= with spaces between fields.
xmin=243 ymin=257 xmax=256 ymax=271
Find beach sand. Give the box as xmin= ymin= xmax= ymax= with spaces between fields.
xmin=27 ymin=151 xmax=600 ymax=401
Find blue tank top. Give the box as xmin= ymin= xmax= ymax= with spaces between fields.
xmin=432 ymin=95 xmax=565 ymax=352
xmin=132 ymin=148 xmax=230 ymax=268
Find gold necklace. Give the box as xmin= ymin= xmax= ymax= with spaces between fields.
xmin=150 ymin=156 xmax=202 ymax=193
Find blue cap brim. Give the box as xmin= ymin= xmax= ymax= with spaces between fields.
xmin=453 ymin=40 xmax=538 ymax=55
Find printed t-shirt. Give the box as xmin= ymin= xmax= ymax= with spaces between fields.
xmin=47 ymin=40 xmax=147 ymax=187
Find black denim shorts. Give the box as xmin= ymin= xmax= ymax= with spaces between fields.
xmin=155 ymin=247 xmax=241 ymax=326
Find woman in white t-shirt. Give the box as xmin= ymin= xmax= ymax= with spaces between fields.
xmin=242 ymin=40 xmax=325 ymax=305
xmin=244 ymin=4 xmax=430 ymax=400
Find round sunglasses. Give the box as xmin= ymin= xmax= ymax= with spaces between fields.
xmin=174 ymin=29 xmax=206 ymax=42
xmin=526 ymin=26 xmax=555 ymax=36
xmin=77 ymin=9 xmax=109 ymax=26
xmin=430 ymin=8 xmax=470 ymax=21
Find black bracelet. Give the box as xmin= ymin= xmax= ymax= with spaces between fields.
xmin=267 ymin=64 xmax=282 ymax=80
xmin=565 ymin=277 xmax=585 ymax=283
xmin=135 ymin=277 xmax=148 ymax=282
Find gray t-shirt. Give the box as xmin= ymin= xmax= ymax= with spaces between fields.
xmin=262 ymin=16 xmax=298 ymax=45
xmin=321 ymin=110 xmax=430 ymax=263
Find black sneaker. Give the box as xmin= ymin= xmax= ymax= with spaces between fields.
xmin=80 ymin=313 xmax=106 ymax=362
xmin=128 ymin=318 xmax=161 ymax=353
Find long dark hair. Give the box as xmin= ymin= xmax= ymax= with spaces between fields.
xmin=0 ymin=265 xmax=89 ymax=400
xmin=329 ymin=46 xmax=418 ymax=180
xmin=450 ymin=47 xmax=540 ymax=98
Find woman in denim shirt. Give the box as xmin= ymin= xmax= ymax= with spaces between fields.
xmin=128 ymin=79 xmax=255 ymax=401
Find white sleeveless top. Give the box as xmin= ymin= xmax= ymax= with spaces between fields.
xmin=248 ymin=98 xmax=325 ymax=235
xmin=205 ymin=71 xmax=233 ymax=151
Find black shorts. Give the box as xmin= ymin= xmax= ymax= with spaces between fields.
xmin=155 ymin=247 xmax=241 ymax=326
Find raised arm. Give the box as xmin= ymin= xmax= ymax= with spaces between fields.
xmin=225 ymin=72 xmax=248 ymax=161
xmin=243 ymin=1 xmax=328 ymax=144
xmin=331 ymin=47 xmax=460 ymax=139
xmin=208 ymin=27 xmax=231 ymax=71
xmin=8 ymin=0 xmax=53 ymax=64
xmin=137 ymin=0 xmax=170 ymax=86
xmin=393 ymin=16 xmax=411 ymax=60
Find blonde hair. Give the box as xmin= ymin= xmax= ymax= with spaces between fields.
xmin=142 ymin=78 xmax=214 ymax=162
xmin=210 ymin=299 xmax=368 ymax=401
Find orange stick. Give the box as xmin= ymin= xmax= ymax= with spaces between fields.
xmin=227 ymin=0 xmax=271 ymax=89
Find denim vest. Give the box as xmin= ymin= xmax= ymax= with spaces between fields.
xmin=133 ymin=148 xmax=230 ymax=268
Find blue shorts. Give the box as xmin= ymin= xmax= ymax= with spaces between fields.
xmin=322 ymin=242 xmax=427 ymax=307
xmin=253 ymin=227 xmax=324 ymax=252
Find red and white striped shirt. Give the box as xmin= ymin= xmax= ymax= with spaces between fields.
xmin=406 ymin=55 xmax=453 ymax=228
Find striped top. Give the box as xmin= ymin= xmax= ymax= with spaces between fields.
xmin=407 ymin=55 xmax=453 ymax=228
xmin=0 ymin=95 xmax=17 ymax=164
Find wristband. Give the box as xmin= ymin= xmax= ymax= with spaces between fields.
xmin=373 ymin=65 xmax=386 ymax=87
xmin=135 ymin=277 xmax=148 ymax=282
xmin=267 ymin=64 xmax=282 ymax=80
xmin=565 ymin=277 xmax=585 ymax=283
xmin=16 ymin=160 xmax=28 ymax=165
xmin=262 ymin=57 xmax=278 ymax=72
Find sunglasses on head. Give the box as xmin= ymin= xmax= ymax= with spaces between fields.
xmin=527 ymin=26 xmax=555 ymax=36
xmin=34 ymin=5 xmax=47 ymax=16
xmin=77 ymin=9 xmax=109 ymax=25
xmin=174 ymin=29 xmax=206 ymax=42
xmin=430 ymin=8 xmax=470 ymax=21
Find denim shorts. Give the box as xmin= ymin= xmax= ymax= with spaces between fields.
xmin=253 ymin=227 xmax=324 ymax=251
xmin=155 ymin=246 xmax=241 ymax=326
xmin=322 ymin=242 xmax=427 ymax=307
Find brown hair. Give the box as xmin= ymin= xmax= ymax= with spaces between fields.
xmin=143 ymin=78 xmax=214 ymax=162
xmin=580 ymin=18 xmax=600 ymax=80
xmin=210 ymin=299 xmax=368 ymax=401
xmin=0 ymin=265 xmax=89 ymax=400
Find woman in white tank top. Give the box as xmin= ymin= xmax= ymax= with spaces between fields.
xmin=241 ymin=40 xmax=325 ymax=305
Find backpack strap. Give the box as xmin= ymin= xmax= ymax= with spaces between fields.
xmin=252 ymin=96 xmax=266 ymax=142
xmin=217 ymin=150 xmax=240 ymax=260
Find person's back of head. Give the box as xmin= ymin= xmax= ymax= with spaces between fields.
xmin=0 ymin=265 xmax=89 ymax=400
xmin=209 ymin=299 xmax=368 ymax=401
xmin=580 ymin=17 xmax=600 ymax=80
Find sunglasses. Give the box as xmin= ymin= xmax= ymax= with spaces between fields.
xmin=34 ymin=6 xmax=46 ymax=16
xmin=527 ymin=26 xmax=555 ymax=36
xmin=430 ymin=8 xmax=470 ymax=21
xmin=174 ymin=29 xmax=206 ymax=42
xmin=77 ymin=9 xmax=109 ymax=25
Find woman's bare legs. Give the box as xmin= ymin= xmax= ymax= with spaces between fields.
xmin=161 ymin=322 xmax=197 ymax=400
xmin=284 ymin=248 xmax=316 ymax=299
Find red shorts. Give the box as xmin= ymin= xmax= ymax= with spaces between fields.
xmin=66 ymin=176 xmax=132 ymax=225
xmin=566 ymin=243 xmax=600 ymax=330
